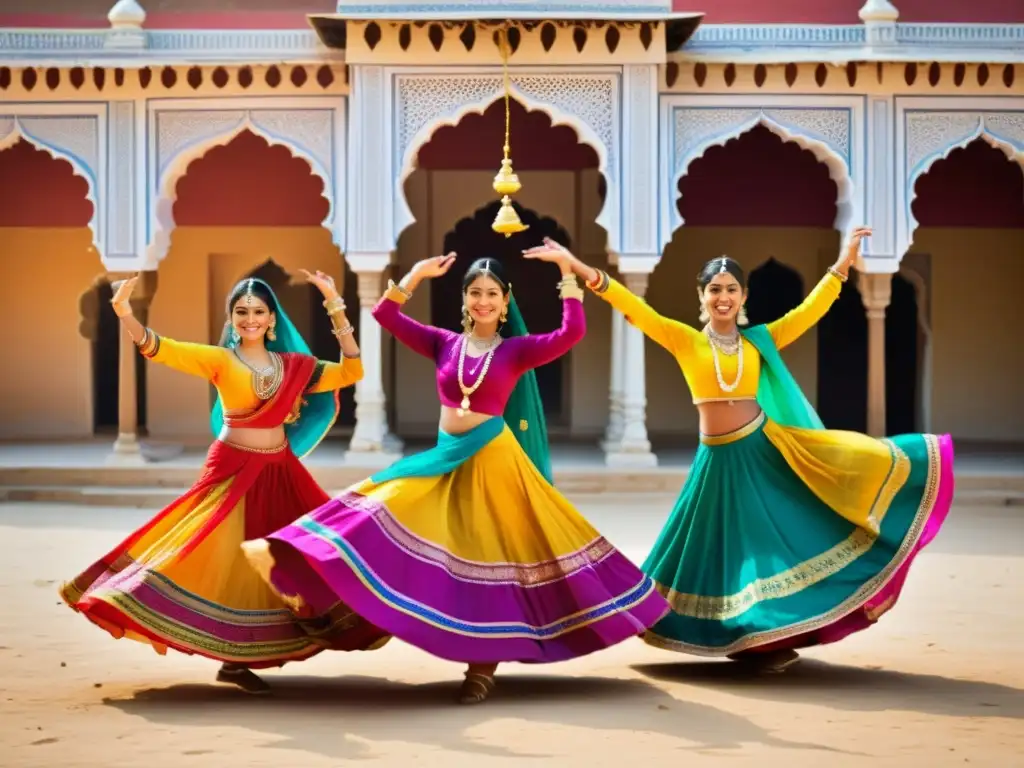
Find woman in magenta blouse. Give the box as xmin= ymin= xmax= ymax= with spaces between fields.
xmin=244 ymin=252 xmax=669 ymax=704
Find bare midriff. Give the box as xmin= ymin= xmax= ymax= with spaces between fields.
xmin=438 ymin=405 xmax=496 ymax=435
xmin=696 ymin=399 xmax=763 ymax=437
xmin=219 ymin=425 xmax=288 ymax=451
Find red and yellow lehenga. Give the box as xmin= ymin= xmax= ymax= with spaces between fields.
xmin=60 ymin=334 xmax=389 ymax=668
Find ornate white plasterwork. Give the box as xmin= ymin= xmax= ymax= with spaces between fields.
xmin=0 ymin=108 xmax=105 ymax=257
xmin=896 ymin=97 xmax=1024 ymax=258
xmin=661 ymin=95 xmax=864 ymax=249
xmin=392 ymin=68 xmax=620 ymax=241
xmin=147 ymin=98 xmax=344 ymax=267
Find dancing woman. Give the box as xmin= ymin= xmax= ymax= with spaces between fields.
xmin=524 ymin=231 xmax=954 ymax=671
xmin=61 ymin=273 xmax=388 ymax=694
xmin=243 ymin=253 xmax=670 ymax=704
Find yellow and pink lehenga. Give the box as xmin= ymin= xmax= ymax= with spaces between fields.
xmin=61 ymin=322 xmax=388 ymax=668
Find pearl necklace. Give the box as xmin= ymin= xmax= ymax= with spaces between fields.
xmin=704 ymin=326 xmax=743 ymax=393
xmin=456 ymin=335 xmax=498 ymax=416
xmin=233 ymin=348 xmax=283 ymax=400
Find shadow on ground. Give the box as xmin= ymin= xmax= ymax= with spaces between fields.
xmin=103 ymin=672 xmax=862 ymax=761
xmin=633 ymin=659 xmax=1024 ymax=719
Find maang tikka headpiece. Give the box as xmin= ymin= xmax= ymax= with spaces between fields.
xmin=719 ymin=257 xmax=728 ymax=274
xmin=244 ymin=278 xmax=256 ymax=305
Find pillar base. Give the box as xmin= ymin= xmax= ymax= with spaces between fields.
xmin=604 ymin=448 xmax=658 ymax=469
xmin=107 ymin=434 xmax=148 ymax=466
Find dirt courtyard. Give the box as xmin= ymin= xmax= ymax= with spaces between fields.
xmin=1 ymin=498 xmax=1021 ymax=768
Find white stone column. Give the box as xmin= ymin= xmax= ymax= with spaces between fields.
xmin=605 ymin=271 xmax=657 ymax=468
xmin=344 ymin=264 xmax=402 ymax=464
xmin=602 ymin=310 xmax=626 ymax=450
xmin=861 ymin=272 xmax=893 ymax=437
xmin=109 ymin=321 xmax=143 ymax=462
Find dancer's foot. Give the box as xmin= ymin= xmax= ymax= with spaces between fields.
xmin=216 ymin=664 xmax=271 ymax=694
xmin=728 ymin=649 xmax=800 ymax=674
xmin=458 ymin=671 xmax=496 ymax=704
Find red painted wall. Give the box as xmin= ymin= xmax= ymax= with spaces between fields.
xmin=896 ymin=0 xmax=1024 ymax=23
xmin=172 ymin=130 xmax=330 ymax=227
xmin=677 ymin=125 xmax=838 ymax=228
xmin=0 ymin=0 xmax=333 ymax=29
xmin=417 ymin=99 xmax=599 ymax=171
xmin=673 ymin=0 xmax=867 ymax=24
xmin=913 ymin=140 xmax=1024 ymax=229
xmin=0 ymin=140 xmax=93 ymax=227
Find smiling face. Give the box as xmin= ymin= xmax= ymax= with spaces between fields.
xmin=231 ymin=295 xmax=274 ymax=344
xmin=698 ymin=271 xmax=746 ymax=325
xmin=464 ymin=273 xmax=508 ymax=331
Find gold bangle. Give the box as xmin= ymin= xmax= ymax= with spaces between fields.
xmin=586 ymin=270 xmax=610 ymax=294
xmin=323 ymin=296 xmax=346 ymax=315
xmin=384 ymin=279 xmax=411 ymax=305
xmin=332 ymin=325 xmax=355 ymax=337
xmin=827 ymin=266 xmax=849 ymax=283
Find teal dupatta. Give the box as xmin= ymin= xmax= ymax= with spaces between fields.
xmin=740 ymin=325 xmax=825 ymax=431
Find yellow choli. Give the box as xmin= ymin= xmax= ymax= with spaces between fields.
xmin=594 ymin=273 xmax=842 ymax=403
xmin=144 ymin=336 xmax=363 ymax=412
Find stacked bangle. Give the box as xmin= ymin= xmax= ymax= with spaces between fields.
xmin=827 ymin=266 xmax=849 ymax=283
xmin=586 ymin=269 xmax=610 ymax=294
xmin=558 ymin=275 xmax=584 ymax=301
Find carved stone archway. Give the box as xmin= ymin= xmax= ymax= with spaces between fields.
xmin=147 ymin=100 xmax=344 ymax=268
xmin=394 ymin=71 xmax=620 ymax=249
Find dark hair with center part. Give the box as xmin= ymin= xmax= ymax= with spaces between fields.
xmin=462 ymin=258 xmax=510 ymax=295
xmin=697 ymin=256 xmax=747 ymax=290
xmin=225 ymin=277 xmax=279 ymax=315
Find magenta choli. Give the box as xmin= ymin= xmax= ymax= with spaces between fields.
xmin=372 ymin=297 xmax=586 ymax=416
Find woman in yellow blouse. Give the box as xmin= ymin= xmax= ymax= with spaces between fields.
xmin=61 ymin=274 xmax=387 ymax=694
xmin=524 ymin=231 xmax=955 ymax=672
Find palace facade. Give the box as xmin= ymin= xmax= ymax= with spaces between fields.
xmin=1 ymin=0 xmax=1022 ymax=466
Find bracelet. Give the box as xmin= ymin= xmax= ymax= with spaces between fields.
xmin=827 ymin=266 xmax=849 ymax=283
xmin=342 ymin=351 xmax=361 ymax=359
xmin=323 ymin=296 xmax=346 ymax=316
xmin=384 ymin=279 xmax=411 ymax=305
xmin=586 ymin=269 xmax=610 ymax=294
xmin=136 ymin=327 xmax=160 ymax=358
xmin=332 ymin=324 xmax=355 ymax=337
xmin=111 ymin=300 xmax=132 ymax=318
xmin=558 ymin=275 xmax=584 ymax=301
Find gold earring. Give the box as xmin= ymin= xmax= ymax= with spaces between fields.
xmin=699 ymin=303 xmax=710 ymax=324
xmin=500 ymin=304 xmax=508 ymax=324
xmin=267 ymin=323 xmax=277 ymax=341
xmin=737 ymin=306 xmax=749 ymax=326
xmin=461 ymin=305 xmax=474 ymax=333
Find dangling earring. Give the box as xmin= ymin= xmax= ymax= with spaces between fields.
xmin=230 ymin=327 xmax=241 ymax=345
xmin=267 ymin=322 xmax=277 ymax=341
xmin=461 ymin=305 xmax=474 ymax=333
xmin=499 ymin=304 xmax=508 ymax=324
xmin=737 ymin=306 xmax=749 ymax=326
xmin=699 ymin=303 xmax=710 ymax=324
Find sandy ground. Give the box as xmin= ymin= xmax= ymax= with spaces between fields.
xmin=1 ymin=497 xmax=1022 ymax=768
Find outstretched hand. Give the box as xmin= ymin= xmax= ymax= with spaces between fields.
xmin=838 ymin=226 xmax=873 ymax=270
xmin=299 ymin=268 xmax=339 ymax=299
xmin=110 ymin=274 xmax=139 ymax=306
xmin=413 ymin=252 xmax=457 ymax=280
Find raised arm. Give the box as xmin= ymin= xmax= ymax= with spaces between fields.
xmin=371 ymin=258 xmax=458 ymax=360
xmin=299 ymin=268 xmax=364 ymax=392
xmin=110 ymin=276 xmax=226 ymax=380
xmin=522 ymin=237 xmax=697 ymax=357
xmin=511 ymin=287 xmax=587 ymax=371
xmin=767 ymin=226 xmax=871 ymax=350
xmin=767 ymin=272 xmax=843 ymax=350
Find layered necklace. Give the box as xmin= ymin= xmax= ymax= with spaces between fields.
xmin=456 ymin=333 xmax=500 ymax=416
xmin=234 ymin=347 xmax=283 ymax=400
xmin=704 ymin=325 xmax=743 ymax=394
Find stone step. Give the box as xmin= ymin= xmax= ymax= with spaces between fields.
xmin=1 ymin=484 xmax=1022 ymax=509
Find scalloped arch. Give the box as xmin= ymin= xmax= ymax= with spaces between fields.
xmin=397 ymin=86 xmax=611 ymax=243
xmin=905 ymin=125 xmax=1024 ymax=253
xmin=0 ymin=120 xmax=100 ymax=256
xmin=671 ymin=112 xmax=855 ymax=236
xmin=148 ymin=118 xmax=335 ymax=268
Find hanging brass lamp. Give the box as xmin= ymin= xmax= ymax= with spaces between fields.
xmin=491 ymin=26 xmax=528 ymax=237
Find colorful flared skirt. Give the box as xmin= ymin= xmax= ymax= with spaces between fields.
xmin=242 ymin=417 xmax=670 ymax=664
xmin=60 ymin=440 xmax=388 ymax=669
xmin=642 ymin=411 xmax=955 ymax=656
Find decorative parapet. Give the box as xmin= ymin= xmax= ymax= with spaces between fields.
xmin=0 ymin=23 xmax=1021 ymax=66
